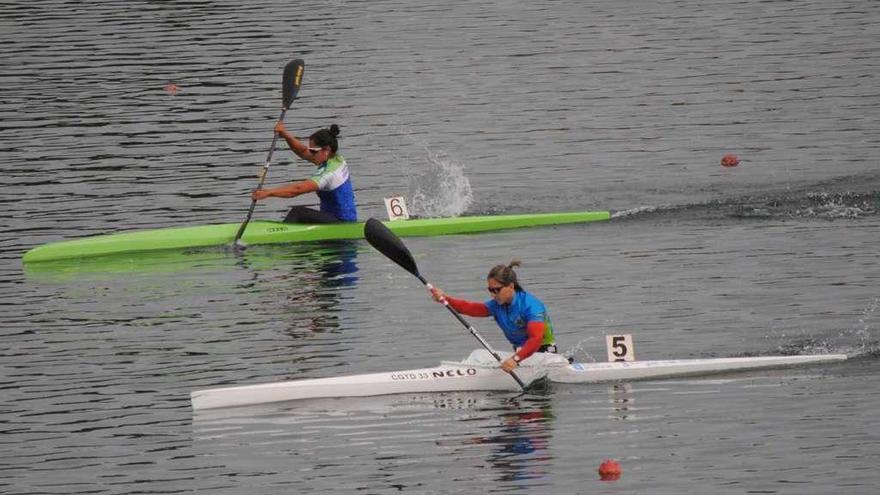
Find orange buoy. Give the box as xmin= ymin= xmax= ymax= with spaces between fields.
xmin=164 ymin=83 xmax=179 ymax=96
xmin=598 ymin=459 xmax=622 ymax=481
xmin=721 ymin=153 xmax=739 ymax=167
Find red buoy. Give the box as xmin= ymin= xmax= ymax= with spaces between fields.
xmin=598 ymin=459 xmax=622 ymax=481
xmin=721 ymin=154 xmax=739 ymax=167
xmin=164 ymin=83 xmax=179 ymax=96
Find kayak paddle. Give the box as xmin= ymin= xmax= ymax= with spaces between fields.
xmin=364 ymin=217 xmax=528 ymax=390
xmin=234 ymin=58 xmax=305 ymax=248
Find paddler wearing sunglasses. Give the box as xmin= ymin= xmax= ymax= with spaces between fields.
xmin=429 ymin=260 xmax=558 ymax=372
xmin=251 ymin=122 xmax=357 ymax=224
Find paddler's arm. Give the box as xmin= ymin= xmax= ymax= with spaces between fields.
xmin=500 ymin=321 xmax=544 ymax=372
xmin=275 ymin=122 xmax=325 ymax=163
xmin=252 ymin=179 xmax=318 ymax=201
xmin=429 ymin=287 xmax=491 ymax=317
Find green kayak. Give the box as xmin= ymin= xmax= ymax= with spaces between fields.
xmin=22 ymin=211 xmax=610 ymax=263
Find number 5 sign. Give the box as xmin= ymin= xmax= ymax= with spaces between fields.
xmin=384 ymin=196 xmax=410 ymax=221
xmin=606 ymin=334 xmax=635 ymax=362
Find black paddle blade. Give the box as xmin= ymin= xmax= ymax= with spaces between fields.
xmin=282 ymin=59 xmax=304 ymax=109
xmin=364 ymin=218 xmax=420 ymax=277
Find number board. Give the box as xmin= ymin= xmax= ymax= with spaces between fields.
xmin=384 ymin=196 xmax=410 ymax=221
xmin=605 ymin=334 xmax=635 ymax=362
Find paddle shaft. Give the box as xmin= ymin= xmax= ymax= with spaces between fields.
xmin=417 ymin=277 xmax=527 ymax=389
xmin=233 ymin=108 xmax=287 ymax=244
xmin=234 ymin=59 xmax=303 ymax=246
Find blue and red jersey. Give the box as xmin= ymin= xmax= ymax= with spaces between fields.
xmin=485 ymin=290 xmax=555 ymax=348
xmin=445 ymin=289 xmax=555 ymax=360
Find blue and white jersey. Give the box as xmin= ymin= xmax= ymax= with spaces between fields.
xmin=308 ymin=154 xmax=357 ymax=222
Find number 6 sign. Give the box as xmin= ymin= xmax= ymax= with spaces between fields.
xmin=606 ymin=334 xmax=635 ymax=362
xmin=384 ymin=196 xmax=410 ymax=221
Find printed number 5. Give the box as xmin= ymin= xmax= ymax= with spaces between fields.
xmin=605 ymin=334 xmax=635 ymax=362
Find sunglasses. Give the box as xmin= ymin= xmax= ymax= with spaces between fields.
xmin=487 ymin=285 xmax=506 ymax=295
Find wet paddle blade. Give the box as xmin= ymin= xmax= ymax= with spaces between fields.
xmin=364 ymin=218 xmax=419 ymax=277
xmin=282 ymin=59 xmax=304 ymax=109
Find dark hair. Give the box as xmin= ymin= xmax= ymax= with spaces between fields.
xmin=310 ymin=124 xmax=341 ymax=152
xmin=488 ymin=259 xmax=523 ymax=291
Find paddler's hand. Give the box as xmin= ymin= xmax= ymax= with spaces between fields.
xmin=274 ymin=121 xmax=289 ymax=137
xmin=251 ymin=189 xmax=272 ymax=201
xmin=500 ymin=356 xmax=519 ymax=373
xmin=429 ymin=286 xmax=446 ymax=303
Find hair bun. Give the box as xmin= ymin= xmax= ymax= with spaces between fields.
xmin=328 ymin=124 xmax=340 ymax=137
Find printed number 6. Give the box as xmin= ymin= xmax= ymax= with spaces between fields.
xmin=384 ymin=196 xmax=410 ymax=221
xmin=389 ymin=197 xmax=404 ymax=216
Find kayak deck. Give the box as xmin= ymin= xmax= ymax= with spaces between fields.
xmin=548 ymin=354 xmax=848 ymax=383
xmin=23 ymin=211 xmax=610 ymax=263
xmin=190 ymin=350 xmax=847 ymax=411
xmin=190 ymin=351 xmax=561 ymax=411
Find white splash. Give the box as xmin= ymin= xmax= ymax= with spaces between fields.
xmin=563 ymin=336 xmax=601 ymax=363
xmin=407 ymin=145 xmax=473 ymax=218
xmin=387 ymin=127 xmax=473 ymax=218
xmin=768 ymin=297 xmax=878 ymax=358
xmin=852 ymin=297 xmax=879 ymax=356
xmin=796 ymin=191 xmax=876 ymax=219
xmin=611 ymin=206 xmax=658 ymax=219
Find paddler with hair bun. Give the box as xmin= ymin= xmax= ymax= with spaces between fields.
xmin=429 ymin=260 xmax=559 ymax=372
xmin=251 ymin=122 xmax=357 ymax=224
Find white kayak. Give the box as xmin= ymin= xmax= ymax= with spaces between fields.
xmin=191 ymin=351 xmax=562 ymax=411
xmin=190 ymin=350 xmax=847 ymax=411
xmin=548 ymin=353 xmax=848 ymax=383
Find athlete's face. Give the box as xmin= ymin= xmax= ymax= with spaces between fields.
xmin=487 ymin=278 xmax=515 ymax=304
xmin=306 ymin=139 xmax=330 ymax=164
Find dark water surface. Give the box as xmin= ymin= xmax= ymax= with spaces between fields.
xmin=2 ymin=0 xmax=879 ymax=493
